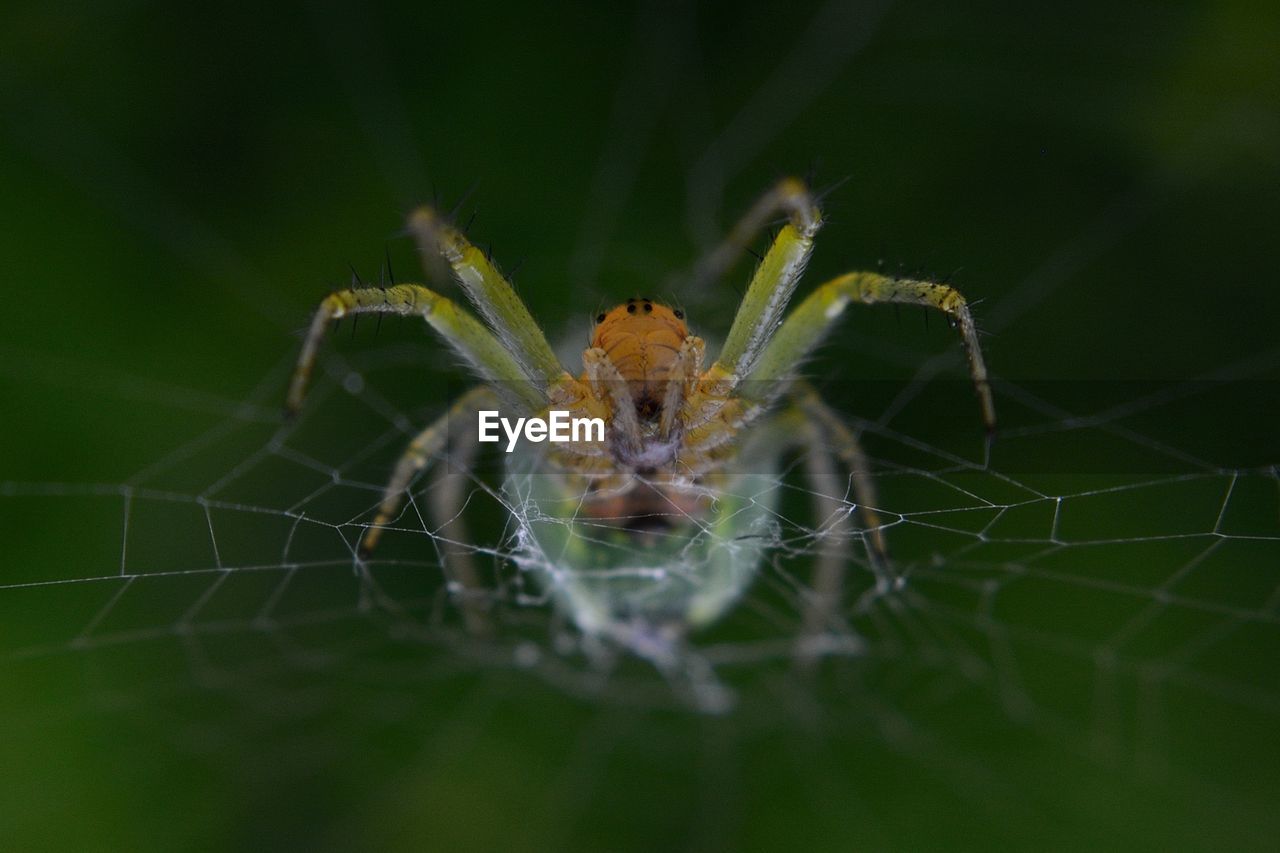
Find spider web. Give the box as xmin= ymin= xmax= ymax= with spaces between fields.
xmin=3 ymin=319 xmax=1277 ymax=846
xmin=2 ymin=1 xmax=1279 ymax=849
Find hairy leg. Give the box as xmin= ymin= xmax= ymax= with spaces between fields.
xmin=659 ymin=336 xmax=705 ymax=441
xmin=286 ymin=285 xmax=545 ymax=415
xmin=408 ymin=207 xmax=565 ymax=386
xmin=710 ymin=177 xmax=824 ymax=378
xmin=796 ymin=415 xmax=856 ymax=664
xmin=793 ymin=381 xmax=889 ymax=562
xmin=582 ymin=347 xmax=644 ymax=459
xmin=358 ymin=385 xmax=497 ymax=556
xmin=748 ymin=271 xmax=996 ymax=433
xmin=427 ymin=398 xmax=493 ymax=636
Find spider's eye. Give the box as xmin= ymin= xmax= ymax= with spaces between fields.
xmin=626 ymin=304 xmax=637 ymax=314
xmin=673 ymin=309 xmax=684 ymax=319
xmin=596 ymin=313 xmax=606 ymax=323
xmin=643 ymin=302 xmax=653 ymax=313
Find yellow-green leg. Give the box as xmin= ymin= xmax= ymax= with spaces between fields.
xmin=425 ymin=392 xmax=494 ymax=637
xmin=763 ymin=397 xmax=883 ymax=667
xmin=793 ymin=382 xmax=889 ymax=563
xmin=711 ymin=177 xmax=824 ymax=377
xmin=796 ymin=413 xmax=856 ymax=664
xmin=693 ymin=176 xmax=823 ymax=290
xmin=359 ymin=385 xmax=498 ymax=557
xmin=748 ymin=271 xmax=997 ymax=433
xmin=408 ymin=207 xmax=564 ymax=386
xmin=286 ymin=284 xmax=547 ymax=416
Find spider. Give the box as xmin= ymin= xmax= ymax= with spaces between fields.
xmin=286 ymin=177 xmax=994 ymax=672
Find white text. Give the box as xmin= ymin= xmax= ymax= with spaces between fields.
xmin=477 ymin=410 xmax=605 ymax=453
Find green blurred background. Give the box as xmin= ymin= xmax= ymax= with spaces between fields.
xmin=2 ymin=0 xmax=1278 ymax=849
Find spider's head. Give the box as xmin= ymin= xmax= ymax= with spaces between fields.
xmin=590 ymin=298 xmax=687 ymax=348
xmin=590 ymin=298 xmax=690 ymax=421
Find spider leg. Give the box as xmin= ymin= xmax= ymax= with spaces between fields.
xmin=659 ymin=336 xmax=704 ymax=441
xmin=747 ymin=271 xmax=997 ymax=433
xmin=582 ymin=347 xmax=644 ymax=459
xmin=286 ymin=284 xmax=545 ymax=415
xmin=426 ymin=393 xmax=494 ymax=636
xmin=795 ymin=411 xmax=857 ymax=664
xmin=708 ymin=177 xmax=824 ymax=378
xmin=792 ymin=381 xmax=889 ymax=563
xmin=753 ymin=402 xmax=880 ymax=668
xmin=358 ymin=385 xmax=497 ymax=557
xmin=408 ymin=207 xmax=565 ymax=386
xmin=692 ymin=176 xmax=822 ymax=297
xmin=679 ymin=398 xmax=756 ymax=458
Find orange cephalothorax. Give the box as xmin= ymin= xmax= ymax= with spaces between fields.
xmin=590 ymin=298 xmax=689 ymax=416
